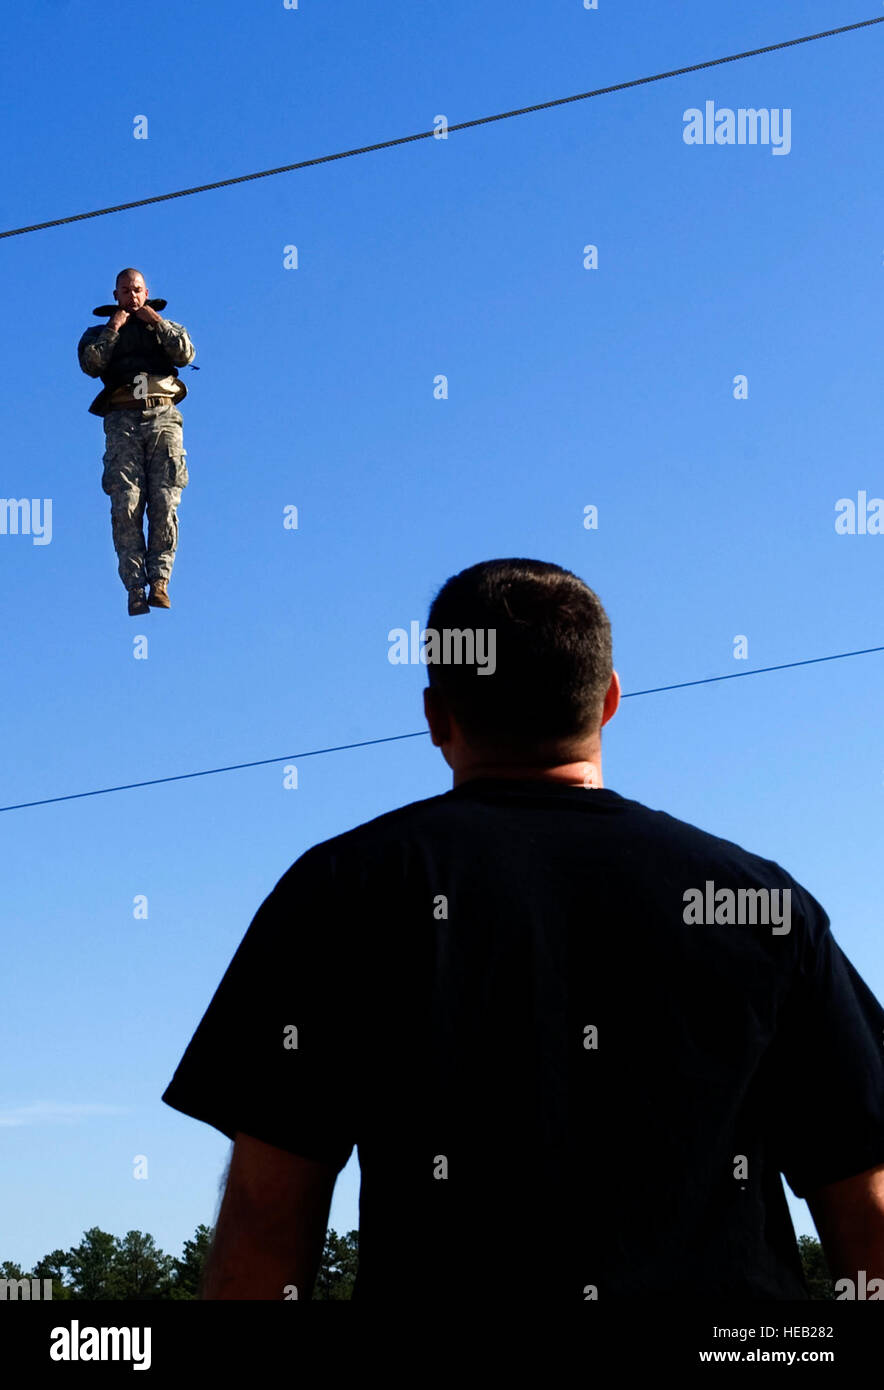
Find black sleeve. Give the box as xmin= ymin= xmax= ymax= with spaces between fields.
xmin=161 ymin=847 xmax=356 ymax=1170
xmin=768 ymin=887 xmax=884 ymax=1198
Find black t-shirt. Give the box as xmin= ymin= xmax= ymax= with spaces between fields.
xmin=161 ymin=779 xmax=884 ymax=1302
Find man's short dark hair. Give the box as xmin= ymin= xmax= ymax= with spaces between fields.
xmin=426 ymin=558 xmax=612 ymax=748
xmin=115 ymin=267 xmax=145 ymax=287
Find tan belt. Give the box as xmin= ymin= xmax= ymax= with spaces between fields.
xmin=107 ymin=396 xmax=176 ymax=411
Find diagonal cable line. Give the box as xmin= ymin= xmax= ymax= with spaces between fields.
xmin=619 ymin=643 xmax=884 ymax=698
xmin=1 ymin=16 xmax=881 ymax=239
xmin=0 ymin=731 xmax=430 ymax=814
xmin=2 ymin=642 xmax=882 ymax=813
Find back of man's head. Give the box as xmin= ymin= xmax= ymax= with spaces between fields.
xmin=426 ymin=558 xmax=612 ymax=753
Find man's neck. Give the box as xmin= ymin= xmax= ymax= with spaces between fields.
xmin=453 ymin=759 xmax=603 ymax=789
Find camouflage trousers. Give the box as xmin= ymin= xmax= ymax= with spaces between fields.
xmin=101 ymin=404 xmax=189 ymax=590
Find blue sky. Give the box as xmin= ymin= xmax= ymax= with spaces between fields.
xmin=2 ymin=0 xmax=883 ymax=1272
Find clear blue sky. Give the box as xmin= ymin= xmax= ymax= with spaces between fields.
xmin=2 ymin=0 xmax=883 ymax=1272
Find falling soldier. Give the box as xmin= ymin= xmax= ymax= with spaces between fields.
xmin=78 ymin=268 xmax=195 ymax=615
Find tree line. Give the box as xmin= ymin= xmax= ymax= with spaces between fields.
xmin=2 ymin=1230 xmax=832 ymax=1300
xmin=1 ymin=1227 xmax=359 ymax=1300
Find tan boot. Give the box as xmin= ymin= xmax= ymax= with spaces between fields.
xmin=148 ymin=580 xmax=171 ymax=609
xmin=128 ymin=587 xmax=149 ymax=616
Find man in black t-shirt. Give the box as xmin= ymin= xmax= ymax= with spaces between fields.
xmin=162 ymin=559 xmax=884 ymax=1302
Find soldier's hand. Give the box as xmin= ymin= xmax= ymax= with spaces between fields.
xmin=109 ymin=309 xmax=129 ymax=332
xmin=134 ymin=305 xmax=161 ymax=325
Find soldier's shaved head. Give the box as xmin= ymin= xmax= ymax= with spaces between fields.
xmin=113 ymin=270 xmax=150 ymax=313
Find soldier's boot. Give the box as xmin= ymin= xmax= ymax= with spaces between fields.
xmin=128 ymin=587 xmax=150 ymax=616
xmin=148 ymin=580 xmax=171 ymax=609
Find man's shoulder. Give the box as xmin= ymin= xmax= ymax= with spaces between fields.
xmin=259 ymin=793 xmax=454 ymax=911
xmin=307 ymin=791 xmax=457 ymax=860
xmin=265 ymin=791 xmax=458 ymax=885
xmin=621 ymin=796 xmax=829 ymax=940
xmin=625 ymin=795 xmax=810 ymax=887
xmin=78 ymin=324 xmax=106 ymax=343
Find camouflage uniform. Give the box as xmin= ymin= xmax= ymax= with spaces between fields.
xmin=99 ymin=404 xmax=189 ymax=588
xmin=78 ymin=316 xmax=195 ymax=592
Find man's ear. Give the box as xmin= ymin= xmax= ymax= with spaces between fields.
xmin=423 ymin=685 xmax=450 ymax=747
xmin=600 ymin=669 xmax=621 ymax=728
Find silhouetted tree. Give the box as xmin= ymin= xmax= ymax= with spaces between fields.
xmin=798 ymin=1235 xmax=835 ymax=1300
xmin=169 ymin=1224 xmax=214 ymax=1299
xmin=313 ymin=1229 xmax=359 ymax=1300
xmin=32 ymin=1250 xmax=75 ymax=1300
xmin=66 ymin=1227 xmax=118 ymax=1300
xmin=107 ymin=1230 xmax=175 ymax=1301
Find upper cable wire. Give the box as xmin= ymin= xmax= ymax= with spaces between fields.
xmin=1 ymin=17 xmax=881 ymax=239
